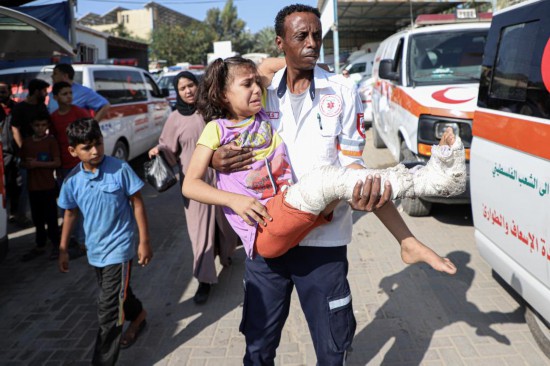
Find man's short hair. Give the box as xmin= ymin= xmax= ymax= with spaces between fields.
xmin=274 ymin=4 xmax=321 ymax=37
xmin=54 ymin=63 xmax=75 ymax=81
xmin=66 ymin=118 xmax=103 ymax=147
xmin=27 ymin=79 xmax=50 ymax=95
xmin=52 ymin=81 xmax=72 ymax=96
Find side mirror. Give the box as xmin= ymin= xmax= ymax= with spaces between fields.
xmin=379 ymin=59 xmax=399 ymax=82
xmin=161 ymin=87 xmax=169 ymax=97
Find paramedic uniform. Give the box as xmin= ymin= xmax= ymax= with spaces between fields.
xmin=239 ymin=66 xmax=366 ymax=365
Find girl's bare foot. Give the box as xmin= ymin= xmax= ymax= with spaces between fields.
xmin=401 ymin=238 xmax=457 ymax=275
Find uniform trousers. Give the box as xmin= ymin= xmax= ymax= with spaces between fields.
xmin=240 ymin=245 xmax=356 ymax=365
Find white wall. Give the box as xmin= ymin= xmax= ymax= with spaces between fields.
xmin=76 ymin=30 xmax=108 ymax=60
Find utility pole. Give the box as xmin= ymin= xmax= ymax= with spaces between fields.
xmin=69 ymin=0 xmax=78 ymax=61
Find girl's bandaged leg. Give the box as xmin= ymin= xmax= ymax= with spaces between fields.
xmin=284 ymin=137 xmax=466 ymax=215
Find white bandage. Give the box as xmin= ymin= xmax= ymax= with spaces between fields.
xmin=284 ymin=137 xmax=466 ymax=215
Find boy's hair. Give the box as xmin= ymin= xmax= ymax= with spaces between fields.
xmin=53 ymin=63 xmax=75 ymax=81
xmin=274 ymin=4 xmax=320 ymax=37
xmin=32 ymin=109 xmax=50 ymax=124
xmin=27 ymin=79 xmax=50 ymax=95
xmin=52 ymin=81 xmax=72 ymax=96
xmin=66 ymin=118 xmax=103 ymax=147
xmin=196 ymin=56 xmax=257 ymax=122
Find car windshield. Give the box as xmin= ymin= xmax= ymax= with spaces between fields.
xmin=157 ymin=75 xmax=175 ymax=91
xmin=408 ymin=29 xmax=488 ymax=85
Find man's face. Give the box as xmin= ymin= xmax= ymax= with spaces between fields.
xmin=276 ymin=12 xmax=322 ymax=71
xmin=35 ymin=88 xmax=48 ymax=103
xmin=52 ymin=68 xmax=69 ymax=83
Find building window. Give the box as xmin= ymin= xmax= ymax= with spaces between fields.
xmin=78 ymin=43 xmax=98 ymax=64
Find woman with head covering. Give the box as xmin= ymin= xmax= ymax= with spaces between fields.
xmin=149 ymin=71 xmax=238 ymax=304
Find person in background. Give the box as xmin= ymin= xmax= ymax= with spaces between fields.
xmin=50 ymin=81 xmax=91 ymax=255
xmin=10 ymin=79 xmax=50 ymax=227
xmin=19 ymin=111 xmax=60 ymax=261
xmin=148 ymin=71 xmax=238 ymax=304
xmin=48 ymin=63 xmax=110 ymax=121
xmin=0 ymin=82 xmax=15 ymax=115
xmin=0 ymin=81 xmax=19 ymax=223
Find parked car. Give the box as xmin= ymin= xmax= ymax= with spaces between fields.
xmin=371 ymin=11 xmax=490 ymax=216
xmin=470 ymin=0 xmax=550 ymax=357
xmin=157 ymin=69 xmax=204 ymax=110
xmin=0 ymin=64 xmax=171 ymax=161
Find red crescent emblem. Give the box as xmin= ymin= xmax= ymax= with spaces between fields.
xmin=541 ymin=37 xmax=550 ymax=93
xmin=432 ymin=87 xmax=475 ymax=104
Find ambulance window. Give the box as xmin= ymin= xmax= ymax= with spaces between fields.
xmin=393 ymin=38 xmax=404 ymax=84
xmin=348 ymin=62 xmax=366 ymax=74
xmin=143 ymin=73 xmax=163 ymax=98
xmin=123 ymin=71 xmax=147 ymax=103
xmin=489 ymin=22 xmax=538 ymax=103
xmin=93 ymin=70 xmax=127 ymax=105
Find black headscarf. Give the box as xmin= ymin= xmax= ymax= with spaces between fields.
xmin=173 ymin=71 xmax=199 ymax=116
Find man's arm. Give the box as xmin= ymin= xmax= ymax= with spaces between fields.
xmin=93 ymin=103 xmax=110 ymax=121
xmin=257 ymin=57 xmax=286 ymax=87
xmin=130 ymin=191 xmax=152 ymax=266
xmin=11 ymin=126 xmax=22 ymax=148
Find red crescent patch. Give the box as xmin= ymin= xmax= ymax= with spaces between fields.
xmin=541 ymin=37 xmax=550 ymax=93
xmin=432 ymin=87 xmax=475 ymax=104
xmin=356 ymin=113 xmax=365 ymax=138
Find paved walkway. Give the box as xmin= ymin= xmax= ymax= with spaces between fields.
xmin=0 ymin=131 xmax=548 ymax=365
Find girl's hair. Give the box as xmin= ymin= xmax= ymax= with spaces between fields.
xmin=196 ymin=56 xmax=257 ymax=122
xmin=66 ymin=118 xmax=103 ymax=147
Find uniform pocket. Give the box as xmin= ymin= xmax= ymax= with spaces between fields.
xmin=319 ymin=115 xmax=341 ymax=137
xmin=327 ymin=291 xmax=357 ymax=353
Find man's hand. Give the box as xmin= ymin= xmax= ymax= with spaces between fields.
xmin=211 ymin=141 xmax=255 ymax=173
xmin=350 ymin=175 xmax=392 ymax=212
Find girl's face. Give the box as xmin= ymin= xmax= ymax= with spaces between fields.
xmin=223 ymin=67 xmax=262 ymax=121
xmin=177 ymin=77 xmax=197 ymax=104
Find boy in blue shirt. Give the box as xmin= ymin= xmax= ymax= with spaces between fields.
xmin=57 ymin=118 xmax=152 ymax=365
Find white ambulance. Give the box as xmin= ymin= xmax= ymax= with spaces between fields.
xmin=471 ymin=0 xmax=550 ymax=356
xmin=0 ymin=64 xmax=171 ymax=161
xmin=371 ymin=11 xmax=491 ymax=216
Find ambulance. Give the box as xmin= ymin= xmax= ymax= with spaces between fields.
xmin=371 ymin=11 xmax=491 ymax=216
xmin=470 ymin=0 xmax=550 ymax=356
xmin=0 ymin=64 xmax=171 ymax=161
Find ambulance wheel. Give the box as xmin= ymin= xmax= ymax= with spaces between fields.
xmin=401 ymin=197 xmax=432 ymax=217
xmin=526 ymin=306 xmax=550 ymax=358
xmin=399 ymin=140 xmax=415 ymax=162
xmin=113 ymin=140 xmax=129 ymax=161
xmin=372 ymin=122 xmax=386 ymax=148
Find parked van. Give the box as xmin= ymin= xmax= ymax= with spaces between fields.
xmin=343 ymin=52 xmax=375 ymax=84
xmin=371 ymin=12 xmax=490 ymax=216
xmin=0 ymin=64 xmax=171 ymax=161
xmin=470 ymin=0 xmax=550 ymax=356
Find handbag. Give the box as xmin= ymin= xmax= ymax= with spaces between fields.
xmin=144 ymin=153 xmax=177 ymax=192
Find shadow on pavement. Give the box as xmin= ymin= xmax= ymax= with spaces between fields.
xmin=347 ymin=251 xmax=525 ymax=365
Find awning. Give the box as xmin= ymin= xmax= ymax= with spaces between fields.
xmin=0 ymin=6 xmax=74 ymax=60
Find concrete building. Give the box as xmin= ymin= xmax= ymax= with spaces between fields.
xmin=79 ymin=1 xmax=198 ymax=41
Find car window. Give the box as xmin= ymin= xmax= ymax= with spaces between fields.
xmin=123 ymin=71 xmax=147 ymax=103
xmin=143 ymin=73 xmax=162 ymax=98
xmin=94 ymin=70 xmax=128 ymax=105
xmin=0 ymin=69 xmax=82 ymax=101
xmin=348 ymin=62 xmax=366 ymax=74
xmin=484 ymin=20 xmax=549 ymax=118
xmin=157 ymin=75 xmax=175 ymax=91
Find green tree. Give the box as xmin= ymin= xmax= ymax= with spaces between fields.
xmin=150 ymin=23 xmax=215 ymax=65
xmin=252 ymin=27 xmax=279 ymax=56
xmin=205 ymin=0 xmax=249 ymax=54
xmin=106 ymin=23 xmax=133 ymax=39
